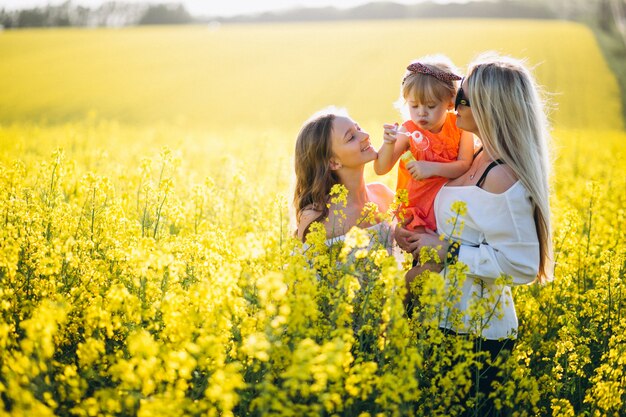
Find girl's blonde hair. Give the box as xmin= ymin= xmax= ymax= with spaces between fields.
xmin=466 ymin=54 xmax=553 ymax=282
xmin=396 ymin=54 xmax=461 ymax=118
xmin=293 ymin=110 xmax=341 ymax=224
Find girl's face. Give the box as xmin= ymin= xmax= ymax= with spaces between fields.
xmin=330 ymin=116 xmax=376 ymax=170
xmin=455 ymin=78 xmax=479 ymax=135
xmin=407 ymin=96 xmax=452 ymax=134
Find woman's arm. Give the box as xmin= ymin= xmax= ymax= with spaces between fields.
xmin=457 ymin=167 xmax=537 ymax=285
xmin=413 ymin=228 xmax=538 ymax=286
xmin=456 ymin=241 xmax=539 ymax=285
xmin=414 ymin=175 xmax=539 ymax=285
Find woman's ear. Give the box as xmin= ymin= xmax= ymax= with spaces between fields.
xmin=329 ymin=158 xmax=342 ymax=170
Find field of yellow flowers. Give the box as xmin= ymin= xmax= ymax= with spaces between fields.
xmin=0 ymin=20 xmax=625 ymax=416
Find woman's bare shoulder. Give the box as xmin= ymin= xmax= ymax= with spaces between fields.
xmin=367 ymin=182 xmax=394 ymax=197
xmin=297 ymin=208 xmax=325 ymax=241
xmin=367 ymin=182 xmax=395 ymax=211
xmin=481 ymin=164 xmax=518 ymax=194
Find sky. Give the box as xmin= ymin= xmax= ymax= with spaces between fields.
xmin=0 ymin=0 xmax=465 ymax=17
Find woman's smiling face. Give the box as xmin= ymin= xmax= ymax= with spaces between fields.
xmin=330 ymin=116 xmax=376 ymax=169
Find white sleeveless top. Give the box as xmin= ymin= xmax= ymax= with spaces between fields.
xmin=434 ymin=181 xmax=540 ymax=339
xmin=302 ymin=221 xmax=404 ymax=267
xmin=324 ymin=221 xmax=393 ymax=247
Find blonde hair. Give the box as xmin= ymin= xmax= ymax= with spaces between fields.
xmin=396 ymin=54 xmax=460 ymax=117
xmin=466 ymin=54 xmax=553 ymax=282
xmin=293 ymin=110 xmax=341 ymax=224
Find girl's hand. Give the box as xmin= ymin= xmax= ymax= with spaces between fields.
xmin=407 ymin=161 xmax=434 ymax=180
xmin=382 ymin=123 xmax=399 ymax=145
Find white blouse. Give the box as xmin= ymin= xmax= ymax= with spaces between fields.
xmin=434 ymin=181 xmax=540 ymax=339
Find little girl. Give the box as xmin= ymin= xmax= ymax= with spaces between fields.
xmin=375 ymin=55 xmax=474 ymax=234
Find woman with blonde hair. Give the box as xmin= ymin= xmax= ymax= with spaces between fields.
xmin=396 ymin=54 xmax=552 ymax=414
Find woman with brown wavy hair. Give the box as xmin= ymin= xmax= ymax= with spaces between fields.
xmin=294 ymin=108 xmax=394 ymax=243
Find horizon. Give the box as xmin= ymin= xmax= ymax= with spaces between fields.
xmin=0 ymin=0 xmax=473 ymax=17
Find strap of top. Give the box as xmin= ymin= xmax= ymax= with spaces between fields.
xmin=473 ymin=147 xmax=483 ymax=158
xmin=476 ymin=159 xmax=505 ymax=189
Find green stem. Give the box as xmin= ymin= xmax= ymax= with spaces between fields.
xmin=153 ymin=192 xmax=167 ymax=239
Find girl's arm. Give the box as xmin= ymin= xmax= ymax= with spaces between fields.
xmin=374 ymin=124 xmax=410 ymax=175
xmin=406 ymin=130 xmax=474 ymax=180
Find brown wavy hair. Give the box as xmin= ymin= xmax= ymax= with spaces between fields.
xmin=293 ymin=112 xmax=340 ymax=224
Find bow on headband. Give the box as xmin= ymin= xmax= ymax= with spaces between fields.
xmin=402 ymin=62 xmax=462 ymax=86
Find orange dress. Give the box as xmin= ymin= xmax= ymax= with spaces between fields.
xmin=397 ymin=112 xmax=462 ymax=231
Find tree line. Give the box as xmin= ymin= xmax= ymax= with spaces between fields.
xmin=0 ymin=2 xmax=193 ymax=29
xmin=0 ymin=0 xmax=624 ymax=50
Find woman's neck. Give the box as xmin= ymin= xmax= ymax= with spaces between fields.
xmin=338 ymin=169 xmax=368 ymax=207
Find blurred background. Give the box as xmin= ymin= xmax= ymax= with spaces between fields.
xmin=0 ymin=0 xmax=625 ymax=187
xmin=1 ymin=0 xmax=625 ymax=130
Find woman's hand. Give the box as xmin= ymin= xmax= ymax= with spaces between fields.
xmin=412 ymin=229 xmax=449 ymax=264
xmin=394 ymin=220 xmax=420 ymax=254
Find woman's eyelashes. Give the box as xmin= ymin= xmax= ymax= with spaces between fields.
xmin=347 ymin=125 xmax=361 ymax=141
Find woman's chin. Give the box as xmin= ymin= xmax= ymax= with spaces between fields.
xmin=364 ymin=149 xmax=377 ymax=163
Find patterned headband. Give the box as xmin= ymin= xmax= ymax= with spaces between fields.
xmin=402 ymin=62 xmax=462 ymax=87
